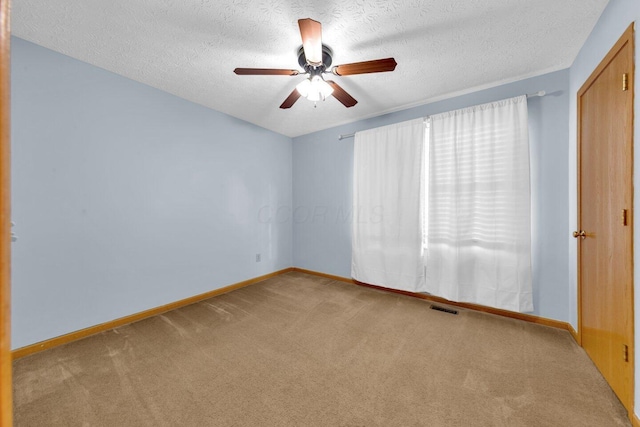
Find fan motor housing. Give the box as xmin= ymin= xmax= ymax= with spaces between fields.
xmin=297 ymin=44 xmax=333 ymax=75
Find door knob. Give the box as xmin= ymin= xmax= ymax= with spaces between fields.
xmin=573 ymin=230 xmax=586 ymax=239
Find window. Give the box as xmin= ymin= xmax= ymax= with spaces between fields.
xmin=424 ymin=96 xmax=533 ymax=312
xmin=352 ymin=96 xmax=533 ymax=312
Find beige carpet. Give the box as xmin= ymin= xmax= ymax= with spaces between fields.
xmin=13 ymin=272 xmax=630 ymax=426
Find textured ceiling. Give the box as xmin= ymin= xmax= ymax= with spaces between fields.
xmin=12 ymin=0 xmax=609 ymax=137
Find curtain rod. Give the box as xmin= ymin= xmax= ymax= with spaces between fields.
xmin=337 ymin=91 xmax=546 ymax=141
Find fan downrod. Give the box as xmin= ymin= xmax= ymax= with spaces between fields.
xmin=297 ymin=44 xmax=333 ymax=75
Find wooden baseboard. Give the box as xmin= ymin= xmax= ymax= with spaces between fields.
xmin=567 ymin=324 xmax=579 ymax=343
xmin=12 ymin=268 xmax=294 ymax=360
xmin=292 ymin=267 xmax=578 ymax=338
xmin=11 ymin=266 xmax=582 ymax=359
xmin=632 ymin=412 xmax=640 ymax=427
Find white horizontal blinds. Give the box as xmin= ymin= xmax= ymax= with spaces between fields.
xmin=425 ymin=96 xmax=533 ymax=312
xmin=351 ymin=118 xmax=426 ymax=292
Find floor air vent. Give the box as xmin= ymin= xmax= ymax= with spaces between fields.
xmin=430 ymin=305 xmax=458 ymax=315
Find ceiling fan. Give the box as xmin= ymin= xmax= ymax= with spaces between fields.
xmin=233 ymin=18 xmax=397 ymax=109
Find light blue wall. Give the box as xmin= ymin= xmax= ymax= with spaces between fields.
xmin=11 ymin=38 xmax=293 ymax=349
xmin=567 ymin=0 xmax=640 ymax=415
xmin=292 ymin=70 xmax=571 ymax=323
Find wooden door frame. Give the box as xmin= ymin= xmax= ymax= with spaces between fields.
xmin=576 ymin=23 xmax=635 ymax=414
xmin=0 ymin=0 xmax=10 ymax=425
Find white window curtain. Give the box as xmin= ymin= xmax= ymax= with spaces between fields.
xmin=351 ymin=118 xmax=426 ymax=292
xmin=425 ymin=96 xmax=533 ymax=312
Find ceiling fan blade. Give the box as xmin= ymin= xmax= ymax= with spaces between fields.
xmin=332 ymin=58 xmax=397 ymax=76
xmin=298 ymin=18 xmax=323 ymax=66
xmin=234 ymin=68 xmax=299 ymax=76
xmin=280 ymin=89 xmax=302 ymax=109
xmin=326 ymin=80 xmax=357 ymax=108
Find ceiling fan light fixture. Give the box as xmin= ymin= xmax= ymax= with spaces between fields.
xmin=296 ymin=76 xmax=334 ymax=102
xmin=235 ymin=18 xmax=395 ymax=109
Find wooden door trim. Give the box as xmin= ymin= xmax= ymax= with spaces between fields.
xmin=578 ymin=24 xmax=636 ymax=96
xmin=576 ymin=22 xmax=635 ymax=414
xmin=0 ymin=0 xmax=10 ymax=425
